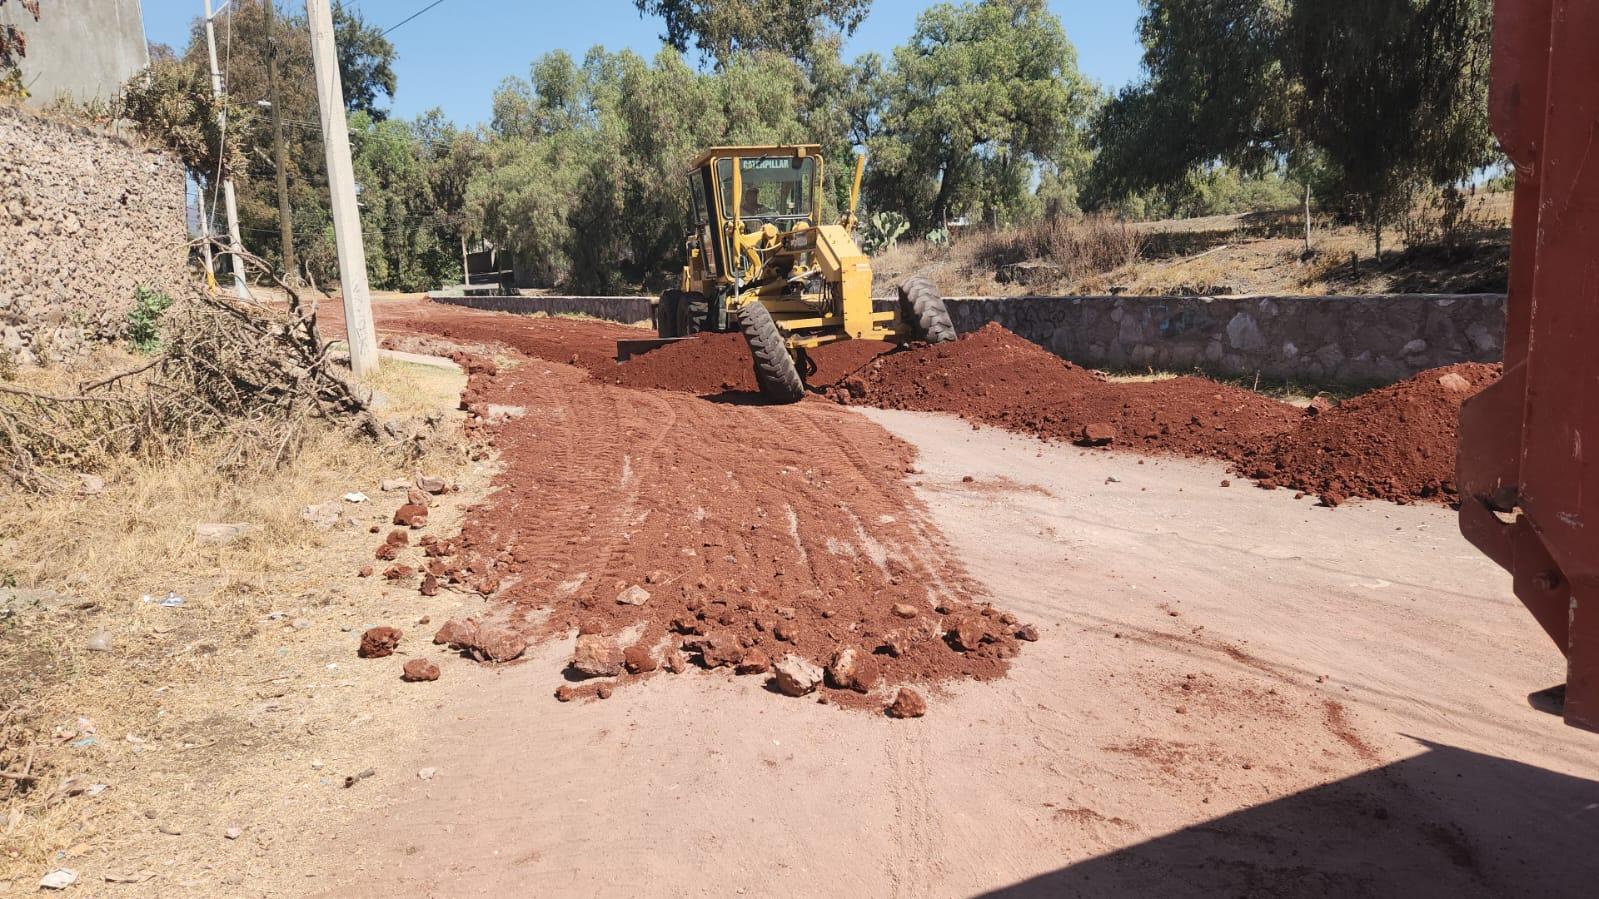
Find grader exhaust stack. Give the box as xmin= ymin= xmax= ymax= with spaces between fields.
xmin=629 ymin=145 xmax=955 ymax=402
xmin=1458 ymin=0 xmax=1598 ymax=731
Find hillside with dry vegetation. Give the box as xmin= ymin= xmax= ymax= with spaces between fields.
xmin=873 ymin=192 xmax=1511 ymax=298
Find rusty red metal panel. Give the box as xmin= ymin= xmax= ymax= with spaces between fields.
xmin=1460 ymin=0 xmax=1599 ymax=730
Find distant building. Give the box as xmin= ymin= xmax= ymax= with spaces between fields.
xmin=0 ymin=0 xmax=148 ymax=107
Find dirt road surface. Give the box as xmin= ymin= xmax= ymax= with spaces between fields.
xmin=291 ymin=301 xmax=1598 ymax=897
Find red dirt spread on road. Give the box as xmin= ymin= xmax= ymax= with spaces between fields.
xmin=836 ymin=323 xmax=1303 ymax=460
xmin=367 ymin=299 xmax=1498 ymax=507
xmin=375 ymin=304 xmax=1033 ymax=708
xmin=1234 ymin=362 xmax=1501 ymax=505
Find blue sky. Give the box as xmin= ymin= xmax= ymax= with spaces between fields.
xmin=141 ymin=0 xmax=1146 ymax=126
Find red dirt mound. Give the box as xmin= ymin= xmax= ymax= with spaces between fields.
xmin=612 ymin=332 xmax=758 ymax=393
xmin=837 ymin=323 xmax=1302 ymax=459
xmin=609 ymin=333 xmax=893 ymax=396
xmin=1234 ymin=363 xmax=1500 ymax=505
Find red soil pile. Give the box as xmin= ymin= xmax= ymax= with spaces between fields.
xmin=612 ymin=332 xmax=758 ymax=393
xmin=609 ymin=333 xmax=892 ymax=396
xmin=836 ymin=323 xmax=1301 ymax=459
xmin=1233 ymin=363 xmax=1500 ymax=505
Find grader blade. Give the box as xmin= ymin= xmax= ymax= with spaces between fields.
xmin=616 ymin=337 xmax=694 ymax=362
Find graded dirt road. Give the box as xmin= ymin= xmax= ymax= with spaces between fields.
xmin=300 ymin=302 xmax=1597 ymax=897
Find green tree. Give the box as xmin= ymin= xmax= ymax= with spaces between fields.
xmin=124 ymin=1 xmax=421 ymax=287
xmin=866 ymin=0 xmax=1097 ymax=229
xmin=466 ymin=45 xmax=815 ymax=293
xmin=1085 ymin=0 xmax=1496 ymax=255
xmin=633 ymin=0 xmax=871 ymax=65
xmin=330 ymin=2 xmax=396 ymax=119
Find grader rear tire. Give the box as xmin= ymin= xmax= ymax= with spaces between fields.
xmin=657 ymin=289 xmax=683 ymax=339
xmin=737 ymin=302 xmax=805 ymax=404
xmin=897 ymin=276 xmax=957 ymax=344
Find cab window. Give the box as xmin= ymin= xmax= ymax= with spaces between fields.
xmin=716 ymin=156 xmax=815 ymax=228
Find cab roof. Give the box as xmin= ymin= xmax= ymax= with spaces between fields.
xmin=688 ymin=144 xmax=824 ymax=171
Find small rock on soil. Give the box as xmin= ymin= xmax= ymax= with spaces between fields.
xmin=773 ymin=654 xmax=824 ymax=696
xmin=401 ymin=658 xmax=440 ymax=682
xmin=887 ymin=687 xmax=927 ymax=718
xmin=571 ymin=634 xmax=623 ymax=677
xmin=359 ymin=626 xmax=402 ymax=658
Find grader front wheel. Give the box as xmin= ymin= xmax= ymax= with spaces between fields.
xmin=737 ymin=302 xmax=805 ymax=404
xmin=898 ymin=276 xmax=957 ymax=344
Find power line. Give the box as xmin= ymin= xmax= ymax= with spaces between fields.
xmin=381 ymin=0 xmax=451 ymax=37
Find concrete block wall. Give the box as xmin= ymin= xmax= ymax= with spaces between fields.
xmin=1 ymin=105 xmax=189 ymax=364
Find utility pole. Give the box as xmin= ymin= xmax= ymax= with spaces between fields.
xmin=263 ymin=0 xmax=295 ymax=282
xmin=202 ymin=0 xmax=251 ymax=299
xmin=195 ymin=184 xmax=216 ymax=288
xmin=306 ymin=0 xmax=379 ymax=376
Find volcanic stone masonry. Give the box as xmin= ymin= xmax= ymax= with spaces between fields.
xmin=437 ymin=290 xmax=1506 ymax=386
xmin=0 ymin=104 xmax=189 ymax=365
xmin=940 ymin=293 xmax=1505 ymax=384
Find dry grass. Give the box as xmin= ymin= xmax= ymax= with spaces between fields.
xmin=0 ymin=350 xmax=486 ymax=892
xmin=872 ymin=193 xmax=1512 ymax=299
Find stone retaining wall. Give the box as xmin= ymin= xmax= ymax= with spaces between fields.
xmin=428 ymin=289 xmax=1507 ymax=385
xmin=428 ymin=292 xmax=653 ymax=325
xmin=943 ymin=294 xmax=1505 ymax=383
xmin=1 ymin=105 xmax=189 ymax=364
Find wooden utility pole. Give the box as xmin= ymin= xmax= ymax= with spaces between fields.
xmin=263 ymin=0 xmax=296 ymax=281
xmin=202 ymin=0 xmax=251 ymax=299
xmin=306 ymin=0 xmax=379 ymax=376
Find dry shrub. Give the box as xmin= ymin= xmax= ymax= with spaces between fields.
xmin=970 ymin=215 xmax=1146 ymax=284
xmin=0 ymin=286 xmax=377 ymax=492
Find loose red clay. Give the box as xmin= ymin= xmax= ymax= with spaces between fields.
xmin=1232 ymin=362 xmax=1501 ymax=505
xmin=351 ymin=298 xmax=1497 ymax=711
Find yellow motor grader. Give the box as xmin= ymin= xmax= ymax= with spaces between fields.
xmin=624 ymin=144 xmax=955 ymax=402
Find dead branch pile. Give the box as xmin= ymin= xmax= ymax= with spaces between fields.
xmin=0 ymin=274 xmax=377 ymax=492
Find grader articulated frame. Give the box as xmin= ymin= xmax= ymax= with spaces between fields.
xmin=1458 ymin=0 xmax=1598 ymax=731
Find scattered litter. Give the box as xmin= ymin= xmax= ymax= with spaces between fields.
xmin=417 ymin=767 xmax=437 ymax=781
xmin=103 ymin=871 xmax=156 ymax=884
xmin=71 ymin=736 xmax=97 ymax=749
xmin=39 ymin=869 xmax=78 ymax=890
xmin=343 ymin=768 xmax=376 ymax=788
xmin=225 ymin=826 xmax=243 ymax=840
xmin=343 ymin=491 xmax=369 ymax=503
xmin=142 ymin=591 xmax=185 ymax=608
xmin=84 ymin=631 xmax=112 ymax=652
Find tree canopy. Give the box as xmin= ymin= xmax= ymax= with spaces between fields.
xmin=117 ymin=0 xmax=1502 ymax=292
xmin=633 ymin=0 xmax=871 ymax=65
xmin=1084 ymin=0 xmax=1496 ymax=249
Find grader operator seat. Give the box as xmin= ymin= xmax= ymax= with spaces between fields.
xmin=649 ymin=145 xmax=956 ymax=404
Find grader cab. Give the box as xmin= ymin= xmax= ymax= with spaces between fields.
xmin=639 ymin=144 xmax=955 ymax=402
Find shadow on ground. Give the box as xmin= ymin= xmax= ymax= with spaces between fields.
xmin=978 ymin=739 xmax=1599 ymax=898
